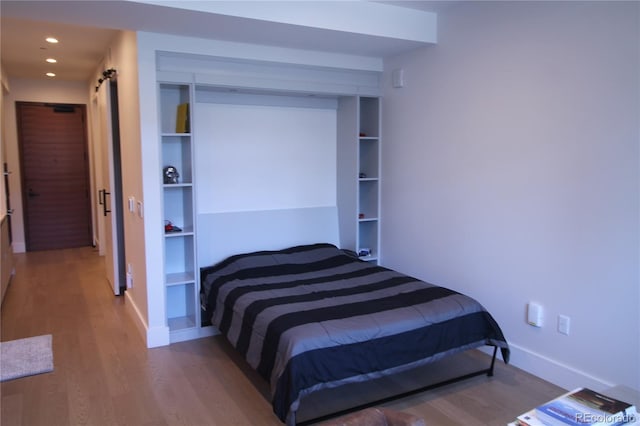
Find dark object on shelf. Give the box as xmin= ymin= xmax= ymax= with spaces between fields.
xmin=163 ymin=166 xmax=180 ymax=184
xmin=358 ymin=248 xmax=371 ymax=257
xmin=359 ymin=213 xmax=365 ymax=219
xmin=164 ymin=220 xmax=182 ymax=233
xmin=359 ymin=172 xmax=367 ymax=178
xmin=359 ymin=132 xmax=366 ymax=137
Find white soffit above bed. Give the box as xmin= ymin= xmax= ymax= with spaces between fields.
xmin=130 ymin=0 xmax=437 ymax=42
xmin=128 ymin=0 xmax=437 ymax=57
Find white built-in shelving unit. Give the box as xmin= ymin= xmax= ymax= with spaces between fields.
xmin=337 ymin=96 xmax=381 ymax=264
xmin=159 ymin=79 xmax=382 ymax=343
xmin=357 ymin=97 xmax=381 ymax=263
xmin=159 ymin=82 xmax=199 ymax=342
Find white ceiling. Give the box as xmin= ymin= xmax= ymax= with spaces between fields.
xmin=0 ymin=18 xmax=119 ymax=81
xmin=0 ymin=0 xmax=450 ymax=83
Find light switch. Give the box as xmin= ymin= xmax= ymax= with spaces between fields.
xmin=558 ymin=315 xmax=570 ymax=335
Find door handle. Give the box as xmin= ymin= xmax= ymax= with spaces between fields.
xmin=102 ymin=189 xmax=111 ymax=216
xmin=28 ymin=188 xmax=40 ymax=198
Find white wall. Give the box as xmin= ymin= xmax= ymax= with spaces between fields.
xmin=2 ymin=79 xmax=90 ymax=253
xmin=382 ymin=1 xmax=639 ymax=392
xmin=109 ymin=31 xmax=149 ymax=336
xmin=90 ymin=31 xmax=150 ymax=336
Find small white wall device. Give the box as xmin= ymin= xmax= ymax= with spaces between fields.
xmin=527 ymin=302 xmax=543 ymax=327
xmin=392 ymin=68 xmax=405 ymax=88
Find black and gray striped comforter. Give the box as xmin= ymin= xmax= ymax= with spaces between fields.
xmin=201 ymin=243 xmax=510 ymax=424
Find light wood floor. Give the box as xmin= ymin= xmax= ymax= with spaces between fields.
xmin=1 ymin=247 xmax=564 ymax=426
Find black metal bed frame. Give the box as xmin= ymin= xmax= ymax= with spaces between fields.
xmin=297 ymin=345 xmax=499 ymax=426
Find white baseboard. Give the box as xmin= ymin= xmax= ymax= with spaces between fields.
xmin=124 ymin=291 xmax=170 ymax=348
xmin=481 ymin=343 xmax=614 ymax=392
xmin=146 ymin=324 xmax=171 ymax=348
xmin=124 ymin=291 xmax=149 ymax=344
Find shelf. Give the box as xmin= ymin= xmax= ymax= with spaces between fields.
xmin=359 ymin=137 xmax=379 ymax=180
xmin=358 ymin=216 xmax=379 ymax=255
xmin=358 ymin=254 xmax=378 ymax=262
xmin=358 ymin=217 xmax=378 ymax=222
xmin=164 ymin=227 xmax=194 ymax=276
xmin=164 ymin=227 xmax=195 ymax=237
xmin=163 ymin=187 xmax=194 ymax=230
xmin=159 ymin=84 xmax=190 ymax=134
xmin=162 ymin=135 xmax=193 ymax=183
xmin=168 ymin=316 xmax=196 ymax=331
xmin=166 ymin=271 xmax=196 ymax=286
xmin=161 ymin=132 xmax=191 ymax=137
xmin=163 ymin=183 xmax=193 ymax=188
xmin=359 ymin=97 xmax=380 ymax=138
xmin=166 ymin=283 xmax=196 ymax=331
xmin=358 ymin=180 xmax=379 ymax=219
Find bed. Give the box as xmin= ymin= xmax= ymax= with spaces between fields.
xmin=200 ymin=243 xmax=510 ymax=425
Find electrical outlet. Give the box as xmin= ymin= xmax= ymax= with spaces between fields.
xmin=558 ymin=315 xmax=570 ymax=335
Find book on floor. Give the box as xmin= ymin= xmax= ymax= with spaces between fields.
xmin=515 ymin=408 xmax=549 ymax=426
xmin=534 ymin=387 xmax=636 ymax=426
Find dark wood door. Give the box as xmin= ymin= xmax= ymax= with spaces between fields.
xmin=17 ymin=102 xmax=92 ymax=251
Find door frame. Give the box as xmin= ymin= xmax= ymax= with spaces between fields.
xmin=107 ymin=78 xmax=126 ymax=295
xmin=92 ymin=75 xmax=126 ymax=296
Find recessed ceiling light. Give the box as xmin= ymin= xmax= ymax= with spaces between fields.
xmin=46 ymin=58 xmax=57 ymax=63
xmin=46 ymin=72 xmax=56 ymax=77
xmin=45 ymin=37 xmax=58 ymax=44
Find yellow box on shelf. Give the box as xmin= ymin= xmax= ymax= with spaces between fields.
xmin=175 ymin=102 xmax=190 ymax=133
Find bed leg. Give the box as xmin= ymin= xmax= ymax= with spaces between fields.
xmin=487 ymin=346 xmax=498 ymax=377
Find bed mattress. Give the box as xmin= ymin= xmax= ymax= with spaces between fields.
xmin=201 ymin=243 xmax=509 ymax=424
